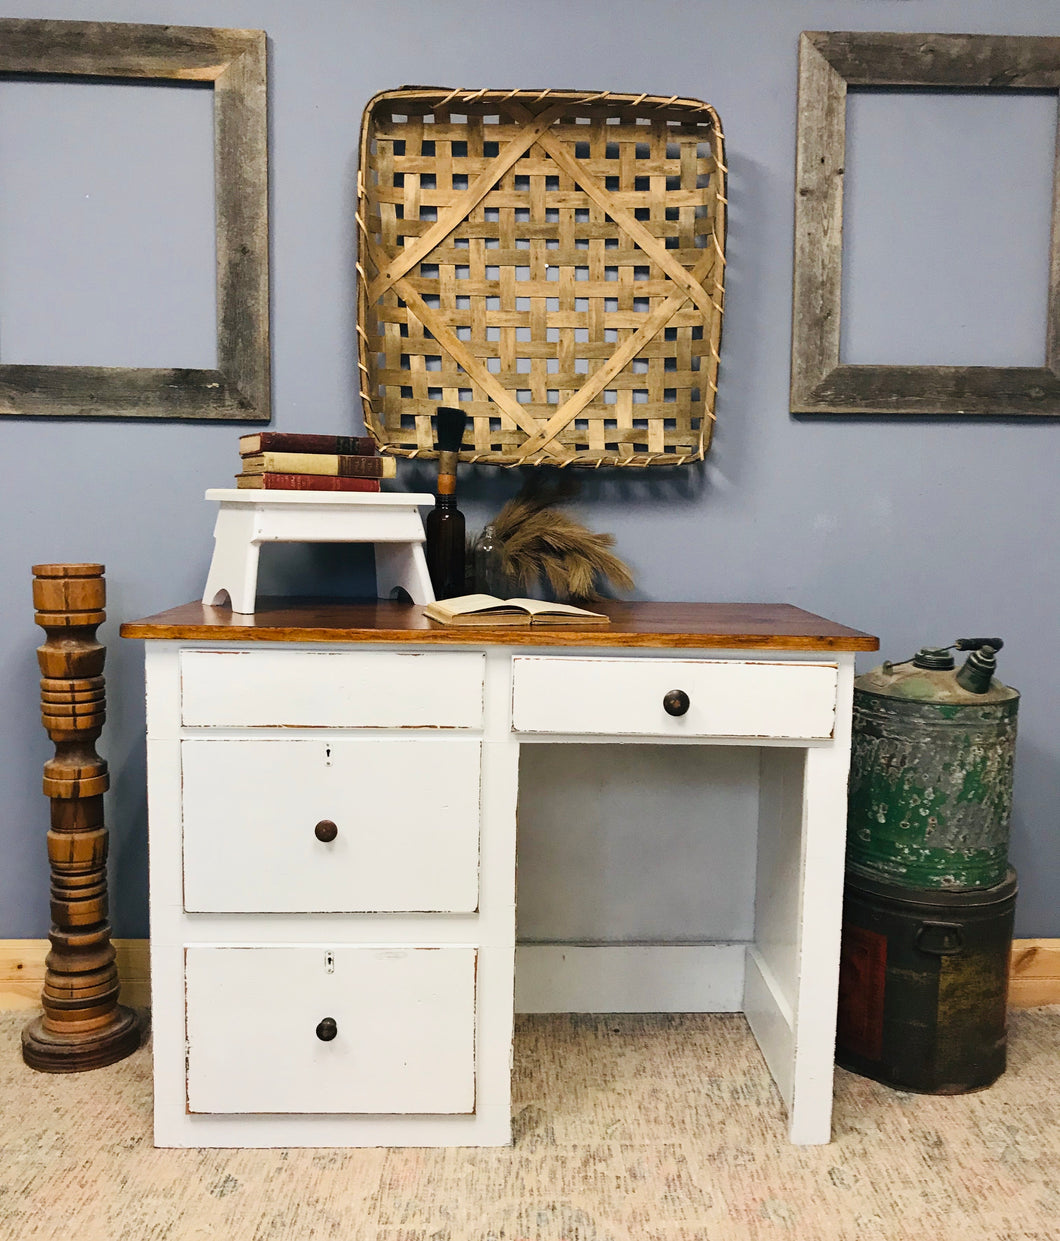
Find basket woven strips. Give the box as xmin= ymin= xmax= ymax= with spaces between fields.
xmin=357 ymin=87 xmax=726 ymax=468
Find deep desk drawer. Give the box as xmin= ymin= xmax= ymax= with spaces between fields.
xmin=181 ymin=737 xmax=481 ymax=912
xmin=511 ymin=656 xmax=839 ymax=739
xmin=185 ymin=945 xmax=477 ymax=1115
xmin=179 ymin=649 xmax=484 ymax=728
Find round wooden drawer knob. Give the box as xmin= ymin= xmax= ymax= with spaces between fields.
xmin=315 ymin=1017 xmax=338 ymax=1042
xmin=314 ymin=819 xmax=338 ymax=843
xmin=663 ymin=689 xmax=690 ymax=717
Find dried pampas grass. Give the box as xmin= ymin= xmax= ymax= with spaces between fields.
xmin=489 ymin=475 xmax=634 ymax=602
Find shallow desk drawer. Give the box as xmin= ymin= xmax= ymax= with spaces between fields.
xmin=185 ymin=945 xmax=477 ymax=1115
xmin=511 ymin=656 xmax=839 ymax=739
xmin=180 ymin=649 xmax=484 ymax=728
xmin=181 ymin=737 xmax=481 ymax=912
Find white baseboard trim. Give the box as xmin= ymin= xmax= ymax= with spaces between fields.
xmin=514 ymin=943 xmax=747 ymax=1013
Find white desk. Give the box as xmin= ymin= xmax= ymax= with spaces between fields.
xmin=121 ymin=600 xmax=877 ymax=1148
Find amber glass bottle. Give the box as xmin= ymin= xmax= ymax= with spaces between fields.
xmin=425 ymin=491 xmax=466 ymax=599
xmin=425 ymin=406 xmax=469 ymax=600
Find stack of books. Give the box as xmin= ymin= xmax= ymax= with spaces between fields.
xmin=235 ymin=432 xmax=397 ymax=492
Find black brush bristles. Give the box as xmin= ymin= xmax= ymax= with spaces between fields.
xmin=435 ymin=406 xmax=468 ymax=454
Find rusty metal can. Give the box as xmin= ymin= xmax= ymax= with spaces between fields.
xmin=847 ymin=640 xmax=1019 ymax=890
xmin=836 ymin=869 xmax=1016 ymax=1093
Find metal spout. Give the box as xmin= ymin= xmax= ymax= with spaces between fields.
xmin=956 ymin=644 xmax=998 ymax=694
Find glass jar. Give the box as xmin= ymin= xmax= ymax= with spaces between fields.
xmin=473 ymin=523 xmax=506 ymax=596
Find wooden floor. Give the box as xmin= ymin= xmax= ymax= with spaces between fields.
xmin=2 ymin=937 xmax=1058 ymax=1011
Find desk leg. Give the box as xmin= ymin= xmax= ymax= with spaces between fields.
xmin=746 ymin=657 xmax=855 ymax=1145
xmin=787 ymin=740 xmax=852 ymax=1143
xmin=478 ymin=649 xmax=520 ymax=1146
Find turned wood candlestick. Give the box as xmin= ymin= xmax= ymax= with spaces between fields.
xmin=22 ymin=563 xmax=140 ymax=1072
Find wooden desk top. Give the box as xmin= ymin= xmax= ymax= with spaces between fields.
xmin=120 ymin=600 xmax=879 ymax=652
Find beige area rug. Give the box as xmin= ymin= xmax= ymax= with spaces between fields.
xmin=1 ymin=1009 xmax=1058 ymax=1241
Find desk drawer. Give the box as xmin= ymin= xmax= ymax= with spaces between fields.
xmin=511 ymin=656 xmax=838 ymax=739
xmin=181 ymin=738 xmax=481 ymax=912
xmin=185 ymin=945 xmax=476 ymax=1114
xmin=180 ymin=649 xmax=484 ymax=728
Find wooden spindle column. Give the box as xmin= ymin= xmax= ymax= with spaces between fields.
xmin=22 ymin=563 xmax=140 ymax=1072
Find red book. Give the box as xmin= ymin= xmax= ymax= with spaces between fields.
xmin=235 ymin=473 xmax=382 ymax=493
xmin=239 ymin=432 xmax=378 ymax=456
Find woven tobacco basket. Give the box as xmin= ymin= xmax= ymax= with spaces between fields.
xmin=356 ymin=87 xmax=726 ymax=468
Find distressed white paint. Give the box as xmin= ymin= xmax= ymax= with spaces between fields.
xmin=515 ymin=944 xmax=746 ymax=1013
xmin=141 ymin=638 xmax=857 ymax=1148
xmin=744 ymin=654 xmax=857 ymax=1144
xmin=180 ymin=648 xmax=484 ymax=728
xmin=201 ymin=489 xmax=436 ymax=612
xmin=785 ymin=656 xmax=857 ymax=1144
xmin=511 ymin=656 xmax=838 ymax=739
xmin=743 ymin=946 xmax=795 ymax=1108
xmin=515 ymin=743 xmax=759 ymax=943
xmin=185 ymin=944 xmax=477 ymax=1114
xmin=752 ymin=748 xmax=807 ymax=1024
xmin=181 ymin=737 xmax=481 ymax=912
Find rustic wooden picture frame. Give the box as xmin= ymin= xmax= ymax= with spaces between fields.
xmin=792 ymin=31 xmax=1060 ymax=416
xmin=0 ymin=19 xmax=269 ymax=420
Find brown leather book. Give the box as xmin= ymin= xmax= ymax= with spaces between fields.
xmin=239 ymin=432 xmax=378 ymax=456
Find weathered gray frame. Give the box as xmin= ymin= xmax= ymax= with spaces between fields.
xmin=792 ymin=30 xmax=1060 ymax=416
xmin=0 ymin=19 xmax=269 ymax=420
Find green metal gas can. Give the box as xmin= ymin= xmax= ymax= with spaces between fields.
xmin=847 ymin=639 xmax=1019 ymax=890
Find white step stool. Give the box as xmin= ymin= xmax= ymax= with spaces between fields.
xmin=202 ymin=489 xmax=436 ymax=614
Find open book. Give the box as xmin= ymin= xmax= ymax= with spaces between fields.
xmin=422 ymin=594 xmax=610 ymax=627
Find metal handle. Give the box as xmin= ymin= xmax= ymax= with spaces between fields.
xmin=314 ymin=819 xmax=338 ymax=843
xmin=916 ymin=921 xmax=965 ymax=956
xmin=315 ymin=1017 xmax=338 ymax=1042
xmin=891 ymin=637 xmax=1005 ymax=674
xmin=663 ymin=689 xmax=690 ymax=717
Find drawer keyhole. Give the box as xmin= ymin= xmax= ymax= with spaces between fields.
xmin=315 ymin=1017 xmax=338 ymax=1042
xmin=314 ymin=819 xmax=339 ymax=843
xmin=663 ymin=689 xmax=690 ymax=717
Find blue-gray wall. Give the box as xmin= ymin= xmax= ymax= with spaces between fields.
xmin=1 ymin=0 xmax=1057 ymax=938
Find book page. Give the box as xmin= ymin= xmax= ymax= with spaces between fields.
xmin=435 ymin=594 xmax=509 ymax=615
xmin=505 ymin=599 xmax=606 ymax=619
xmin=423 ymin=595 xmax=520 ymax=624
